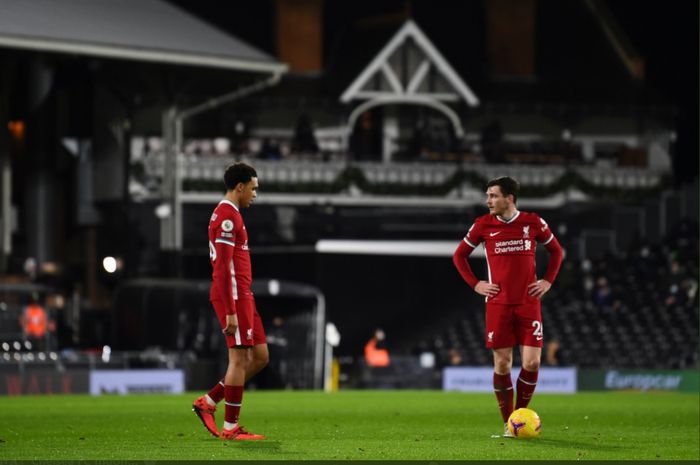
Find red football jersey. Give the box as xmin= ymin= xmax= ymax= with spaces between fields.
xmin=208 ymin=200 xmax=253 ymax=315
xmin=463 ymin=210 xmax=555 ymax=305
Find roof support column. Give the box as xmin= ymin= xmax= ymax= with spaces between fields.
xmin=159 ymin=73 xmax=283 ymax=251
xmin=0 ymin=76 xmax=10 ymax=272
xmin=24 ymin=57 xmax=57 ymax=266
xmin=159 ymin=107 xmax=181 ymax=251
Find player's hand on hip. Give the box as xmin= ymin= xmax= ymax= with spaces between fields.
xmin=223 ymin=313 xmax=239 ymax=336
xmin=474 ymin=281 xmax=500 ymax=297
xmin=527 ymin=279 xmax=552 ymax=298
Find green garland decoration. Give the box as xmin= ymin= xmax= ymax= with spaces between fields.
xmin=181 ymin=167 xmax=671 ymax=199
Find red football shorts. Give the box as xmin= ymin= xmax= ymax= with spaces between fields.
xmin=212 ymin=298 xmax=267 ymax=348
xmin=484 ymin=301 xmax=543 ymax=349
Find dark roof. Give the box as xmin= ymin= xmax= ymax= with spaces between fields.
xmin=306 ymin=1 xmax=674 ymax=111
xmin=0 ymin=0 xmax=286 ymax=73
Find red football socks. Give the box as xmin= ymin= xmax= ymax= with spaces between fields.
xmin=207 ymin=379 xmax=225 ymax=404
xmin=224 ymin=385 xmax=244 ymax=424
xmin=515 ymin=368 xmax=539 ymax=409
xmin=493 ymin=372 xmax=514 ymax=422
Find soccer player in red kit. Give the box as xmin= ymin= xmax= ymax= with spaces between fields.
xmin=452 ymin=176 xmax=563 ymax=437
xmin=192 ymin=162 xmax=268 ymax=440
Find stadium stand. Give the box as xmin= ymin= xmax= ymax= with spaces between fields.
xmin=0 ymin=0 xmax=696 ymax=397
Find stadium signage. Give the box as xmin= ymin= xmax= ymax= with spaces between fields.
xmin=442 ymin=366 xmax=577 ymax=393
xmin=604 ymin=370 xmax=681 ymax=391
xmin=0 ymin=369 xmax=90 ymax=395
xmin=89 ymin=369 xmax=184 ymax=395
xmin=578 ymin=369 xmax=699 ymax=392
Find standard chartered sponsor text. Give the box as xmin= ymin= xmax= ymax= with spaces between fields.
xmin=495 ymin=239 xmax=524 ymax=247
xmin=495 ymin=239 xmax=525 ymax=253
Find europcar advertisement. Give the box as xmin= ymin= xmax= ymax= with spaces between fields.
xmin=578 ymin=369 xmax=699 ymax=392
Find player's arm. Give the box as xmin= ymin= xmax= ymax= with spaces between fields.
xmin=528 ymin=221 xmax=564 ymax=298
xmin=213 ymin=225 xmax=239 ymax=335
xmin=453 ymin=237 xmax=500 ymax=298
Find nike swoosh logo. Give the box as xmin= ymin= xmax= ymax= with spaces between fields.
xmin=536 ymin=336 xmax=543 ymax=341
xmin=489 ymin=232 xmax=501 ymax=237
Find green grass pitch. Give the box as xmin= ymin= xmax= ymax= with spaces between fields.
xmin=0 ymin=390 xmax=698 ymax=460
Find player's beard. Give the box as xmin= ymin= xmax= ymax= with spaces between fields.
xmin=489 ymin=201 xmax=508 ymax=216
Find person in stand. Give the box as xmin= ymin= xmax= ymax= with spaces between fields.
xmin=265 ymin=316 xmax=289 ymax=388
xmin=453 ymin=176 xmax=563 ymax=437
xmin=364 ymin=328 xmax=391 ymax=367
xmin=192 ymin=162 xmax=268 ymax=441
xmin=21 ymin=294 xmax=54 ymax=351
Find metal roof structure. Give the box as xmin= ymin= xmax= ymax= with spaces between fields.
xmin=339 ymin=20 xmax=479 ymax=141
xmin=0 ymin=0 xmax=287 ymax=73
xmin=340 ymin=20 xmax=478 ymax=106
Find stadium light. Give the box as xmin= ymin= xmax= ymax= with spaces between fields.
xmin=268 ymin=279 xmax=280 ymax=296
xmin=102 ymin=256 xmax=123 ymax=274
xmin=7 ymin=120 xmax=25 ymax=140
xmin=154 ymin=203 xmax=171 ymax=219
xmin=103 ymin=257 xmax=117 ymax=273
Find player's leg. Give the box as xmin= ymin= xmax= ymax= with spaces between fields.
xmin=206 ymin=380 xmax=225 ymax=404
xmin=514 ymin=302 xmax=544 ymax=409
xmin=515 ymin=345 xmax=541 ymax=409
xmin=222 ymin=346 xmax=248 ymax=429
xmin=192 ymin=379 xmax=224 ymax=436
xmin=220 ymin=300 xmax=265 ymax=440
xmin=487 ymin=303 xmax=516 ymax=428
xmin=492 ymin=347 xmax=514 ymax=420
xmin=192 ymin=300 xmax=227 ymax=437
xmin=246 ymin=344 xmax=269 ymax=382
xmin=245 ymin=304 xmax=269 ymax=382
xmin=220 ymin=350 xmax=265 ymax=440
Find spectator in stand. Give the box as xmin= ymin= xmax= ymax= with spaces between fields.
xmin=544 ymin=338 xmax=563 ymax=366
xmin=592 ymin=276 xmax=614 ymax=310
xmin=292 ymin=114 xmax=319 ymax=155
xmin=265 ymin=316 xmax=289 ymax=388
xmin=259 ymin=138 xmax=282 ymax=160
xmin=446 ymin=347 xmax=463 ymax=366
xmin=20 ymin=293 xmax=55 ymax=351
xmin=480 ymin=120 xmax=504 ymax=163
xmin=364 ymin=328 xmax=391 ymax=367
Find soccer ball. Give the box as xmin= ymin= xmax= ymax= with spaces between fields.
xmin=507 ymin=408 xmax=541 ymax=438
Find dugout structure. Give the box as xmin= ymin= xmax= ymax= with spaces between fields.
xmin=112 ymin=278 xmax=325 ymax=389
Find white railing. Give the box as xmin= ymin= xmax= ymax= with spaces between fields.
xmin=137 ymin=155 xmax=667 ymax=188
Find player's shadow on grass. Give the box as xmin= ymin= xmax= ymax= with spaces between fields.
xmin=529 ymin=437 xmax=632 ymax=451
xmin=226 ymin=440 xmax=287 ymax=454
